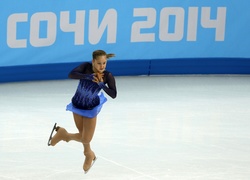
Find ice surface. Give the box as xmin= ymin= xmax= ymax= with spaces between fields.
xmin=0 ymin=75 xmax=250 ymax=180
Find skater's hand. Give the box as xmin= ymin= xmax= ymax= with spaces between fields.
xmin=92 ymin=73 xmax=104 ymax=83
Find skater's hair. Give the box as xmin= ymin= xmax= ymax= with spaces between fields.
xmin=92 ymin=50 xmax=115 ymax=60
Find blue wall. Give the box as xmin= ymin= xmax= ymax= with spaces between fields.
xmin=1 ymin=58 xmax=250 ymax=83
xmin=1 ymin=1 xmax=250 ymax=82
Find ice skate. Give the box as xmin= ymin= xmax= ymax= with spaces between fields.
xmin=47 ymin=123 xmax=57 ymax=146
xmin=48 ymin=124 xmax=70 ymax=146
xmin=83 ymin=151 xmax=97 ymax=174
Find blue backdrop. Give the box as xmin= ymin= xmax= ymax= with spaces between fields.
xmin=0 ymin=0 xmax=250 ymax=82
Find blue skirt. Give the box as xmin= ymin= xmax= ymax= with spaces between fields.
xmin=66 ymin=92 xmax=107 ymax=118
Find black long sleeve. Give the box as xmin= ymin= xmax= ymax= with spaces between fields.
xmin=99 ymin=72 xmax=117 ymax=99
xmin=68 ymin=62 xmax=93 ymax=80
xmin=68 ymin=62 xmax=117 ymax=99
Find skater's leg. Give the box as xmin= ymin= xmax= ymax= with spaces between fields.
xmin=67 ymin=132 xmax=82 ymax=142
xmin=49 ymin=113 xmax=85 ymax=146
xmin=50 ymin=127 xmax=82 ymax=145
xmin=81 ymin=116 xmax=97 ymax=152
xmin=73 ymin=113 xmax=83 ymax=133
xmin=81 ymin=116 xmax=97 ymax=172
xmin=62 ymin=113 xmax=85 ymax=142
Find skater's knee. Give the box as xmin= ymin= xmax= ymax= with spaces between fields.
xmin=81 ymin=136 xmax=92 ymax=144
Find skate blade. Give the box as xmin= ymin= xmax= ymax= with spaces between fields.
xmin=84 ymin=157 xmax=97 ymax=174
xmin=47 ymin=123 xmax=57 ymax=146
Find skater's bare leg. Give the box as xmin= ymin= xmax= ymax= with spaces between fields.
xmin=81 ymin=116 xmax=97 ymax=172
xmin=50 ymin=126 xmax=84 ymax=145
xmin=81 ymin=116 xmax=96 ymax=152
xmin=73 ymin=113 xmax=97 ymax=172
xmin=72 ymin=113 xmax=85 ymax=142
xmin=67 ymin=133 xmax=82 ymax=142
xmin=73 ymin=113 xmax=84 ymax=133
xmin=50 ymin=112 xmax=96 ymax=147
xmin=73 ymin=113 xmax=97 ymax=150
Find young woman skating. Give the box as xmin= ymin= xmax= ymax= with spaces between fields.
xmin=48 ymin=50 xmax=117 ymax=173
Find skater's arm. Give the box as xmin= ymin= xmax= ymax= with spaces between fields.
xmin=99 ymin=73 xmax=117 ymax=99
xmin=68 ymin=63 xmax=93 ymax=80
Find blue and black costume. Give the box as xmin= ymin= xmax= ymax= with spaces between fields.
xmin=66 ymin=62 xmax=117 ymax=118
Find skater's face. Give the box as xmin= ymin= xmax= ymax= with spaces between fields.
xmin=92 ymin=55 xmax=107 ymax=73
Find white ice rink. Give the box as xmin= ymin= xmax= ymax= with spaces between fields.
xmin=1 ymin=75 xmax=250 ymax=180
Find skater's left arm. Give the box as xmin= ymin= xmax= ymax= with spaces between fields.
xmin=97 ymin=73 xmax=117 ymax=99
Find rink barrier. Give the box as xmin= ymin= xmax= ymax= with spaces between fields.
xmin=1 ymin=58 xmax=250 ymax=83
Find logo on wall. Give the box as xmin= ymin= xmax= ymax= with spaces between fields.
xmin=7 ymin=7 xmax=226 ymax=48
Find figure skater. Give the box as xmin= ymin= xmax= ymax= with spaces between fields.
xmin=47 ymin=50 xmax=117 ymax=173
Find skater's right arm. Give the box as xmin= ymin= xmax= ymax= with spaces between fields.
xmin=68 ymin=62 xmax=93 ymax=80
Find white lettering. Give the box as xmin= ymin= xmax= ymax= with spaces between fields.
xmin=89 ymin=9 xmax=117 ymax=44
xmin=131 ymin=8 xmax=156 ymax=42
xmin=30 ymin=12 xmax=57 ymax=47
xmin=132 ymin=7 xmax=226 ymax=42
xmin=201 ymin=7 xmax=227 ymax=41
xmin=187 ymin=7 xmax=199 ymax=41
xmin=6 ymin=7 xmax=227 ymax=48
xmin=159 ymin=7 xmax=184 ymax=41
xmin=60 ymin=11 xmax=85 ymax=45
xmin=7 ymin=13 xmax=28 ymax=48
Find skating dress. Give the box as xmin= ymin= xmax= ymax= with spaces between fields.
xmin=66 ymin=62 xmax=117 ymax=118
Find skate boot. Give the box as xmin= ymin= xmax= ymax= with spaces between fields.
xmin=83 ymin=151 xmax=97 ymax=174
xmin=48 ymin=124 xmax=70 ymax=146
